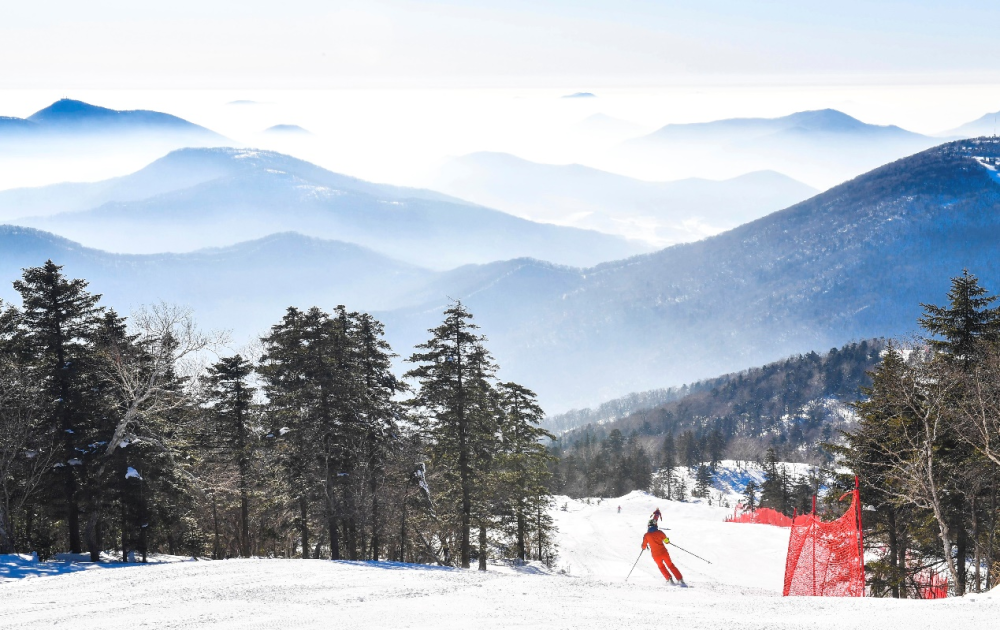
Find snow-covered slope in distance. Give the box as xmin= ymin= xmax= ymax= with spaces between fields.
xmin=659 ymin=460 xmax=820 ymax=507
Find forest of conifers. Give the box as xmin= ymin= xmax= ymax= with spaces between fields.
xmin=5 ymin=261 xmax=1000 ymax=596
xmin=0 ymin=261 xmax=555 ymax=570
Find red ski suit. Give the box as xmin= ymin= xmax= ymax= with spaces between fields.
xmin=642 ymin=530 xmax=683 ymax=582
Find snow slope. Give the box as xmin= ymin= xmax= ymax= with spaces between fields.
xmin=1 ymin=492 xmax=996 ymax=629
xmin=552 ymin=490 xmax=790 ymax=593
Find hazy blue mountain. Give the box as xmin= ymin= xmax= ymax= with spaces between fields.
xmin=263 ymin=124 xmax=311 ymax=135
xmin=386 ymin=138 xmax=1000 ymax=410
xmin=635 ymin=109 xmax=921 ymax=144
xmin=432 ymin=151 xmax=817 ymax=244
xmin=8 ymin=139 xmax=999 ymax=413
xmin=25 ymin=99 xmax=222 ymax=136
xmin=0 ymin=226 xmax=432 ymax=335
xmin=945 ymin=110 xmax=1000 ymax=138
xmin=618 ymin=109 xmax=941 ymax=189
xmin=0 ymin=100 xmax=230 ymax=190
xmin=0 ymin=116 xmax=38 ymax=137
xmin=0 ymin=147 xmax=456 ymax=219
xmin=542 ymin=386 xmax=700 ymax=435
xmin=0 ymin=99 xmax=225 ymax=143
xmin=8 ymin=148 xmax=649 ymax=269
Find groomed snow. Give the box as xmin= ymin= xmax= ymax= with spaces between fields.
xmin=1 ymin=491 xmax=996 ymax=629
xmin=553 ymin=490 xmax=789 ymax=592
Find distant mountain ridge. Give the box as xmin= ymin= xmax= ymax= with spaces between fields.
xmin=635 ymin=109 xmax=922 ymax=144
xmin=616 ymin=108 xmax=942 ymax=189
xmin=0 ymin=99 xmax=231 ymax=191
xmin=382 ymin=137 xmax=1000 ymax=409
xmin=0 ymin=226 xmax=433 ymax=334
xmin=264 ymin=124 xmax=311 ymax=135
xmin=945 ymin=110 xmax=1000 ymax=138
xmin=3 ymin=148 xmax=650 ymax=269
xmin=433 ymin=151 xmax=817 ymax=244
xmin=0 ymin=99 xmax=224 ymax=141
xmin=6 ymin=139 xmax=1000 ymax=413
xmin=0 ymin=147 xmax=461 ymax=219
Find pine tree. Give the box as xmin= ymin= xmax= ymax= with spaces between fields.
xmin=708 ymin=430 xmax=725 ymax=471
xmin=694 ymin=463 xmax=713 ymax=498
xmin=741 ymin=480 xmax=758 ymax=512
xmin=919 ymin=269 xmax=1000 ymax=367
xmin=258 ymin=307 xmax=322 ymax=558
xmin=661 ymin=433 xmax=676 ymax=500
xmin=351 ymin=312 xmax=405 ymax=561
xmin=406 ymin=301 xmax=496 ymax=569
xmin=470 ymin=381 xmax=501 ymax=571
xmin=203 ymin=354 xmax=258 ymax=557
xmin=917 ymin=272 xmax=995 ymax=594
xmin=495 ymin=382 xmax=554 ymax=563
xmin=679 ymin=430 xmax=698 ymax=468
xmin=759 ymin=447 xmax=791 ymax=514
xmin=13 ymin=261 xmax=105 ymax=553
xmin=675 ymin=476 xmax=687 ymax=502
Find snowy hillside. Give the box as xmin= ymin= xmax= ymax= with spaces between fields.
xmin=661 ymin=460 xmax=821 ymax=506
xmin=2 ymin=490 xmax=996 ymax=629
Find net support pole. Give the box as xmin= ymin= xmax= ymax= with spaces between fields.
xmin=812 ymin=494 xmax=817 ymax=595
xmin=855 ymin=476 xmax=865 ymax=596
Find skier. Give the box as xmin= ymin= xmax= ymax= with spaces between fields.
xmin=617 ymin=505 xmax=621 ymax=514
xmin=651 ymin=508 xmax=662 ymax=523
xmin=641 ymin=519 xmax=686 ymax=587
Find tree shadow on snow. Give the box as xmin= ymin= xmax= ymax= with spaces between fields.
xmin=331 ymin=560 xmax=459 ymax=572
xmin=0 ymin=555 xmax=144 ymax=582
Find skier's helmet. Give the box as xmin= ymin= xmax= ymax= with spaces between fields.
xmin=647 ymin=518 xmax=658 ymax=533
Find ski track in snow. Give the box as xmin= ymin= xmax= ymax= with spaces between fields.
xmin=2 ymin=491 xmax=996 ymax=629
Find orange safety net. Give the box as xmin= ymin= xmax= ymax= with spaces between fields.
xmin=913 ymin=569 xmax=948 ymax=599
xmin=726 ymin=506 xmax=793 ymax=527
xmin=782 ymin=481 xmax=865 ymax=597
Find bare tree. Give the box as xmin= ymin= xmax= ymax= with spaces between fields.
xmin=83 ymin=303 xmax=225 ymax=560
xmin=100 ymin=303 xmax=224 ymax=456
xmin=863 ymin=348 xmax=963 ymax=588
xmin=952 ymin=343 xmax=1000 ymax=468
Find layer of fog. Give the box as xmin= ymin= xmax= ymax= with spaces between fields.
xmin=3 ymin=82 xmax=1000 ymax=196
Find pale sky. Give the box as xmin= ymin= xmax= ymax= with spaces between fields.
xmin=2 ymin=1 xmax=999 ymax=88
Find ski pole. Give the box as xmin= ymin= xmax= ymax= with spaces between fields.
xmin=625 ymin=548 xmax=645 ymax=582
xmin=668 ymin=542 xmax=712 ymax=565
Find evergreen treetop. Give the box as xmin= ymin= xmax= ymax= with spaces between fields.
xmin=919 ymin=269 xmax=1000 ymax=365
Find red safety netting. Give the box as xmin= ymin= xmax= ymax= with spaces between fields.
xmin=726 ymin=505 xmax=793 ymax=527
xmin=782 ymin=480 xmax=866 ymax=597
xmin=914 ymin=570 xmax=948 ymax=599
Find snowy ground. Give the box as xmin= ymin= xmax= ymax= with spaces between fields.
xmin=2 ymin=491 xmax=996 ymax=629
xmin=552 ymin=490 xmax=789 ymax=592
